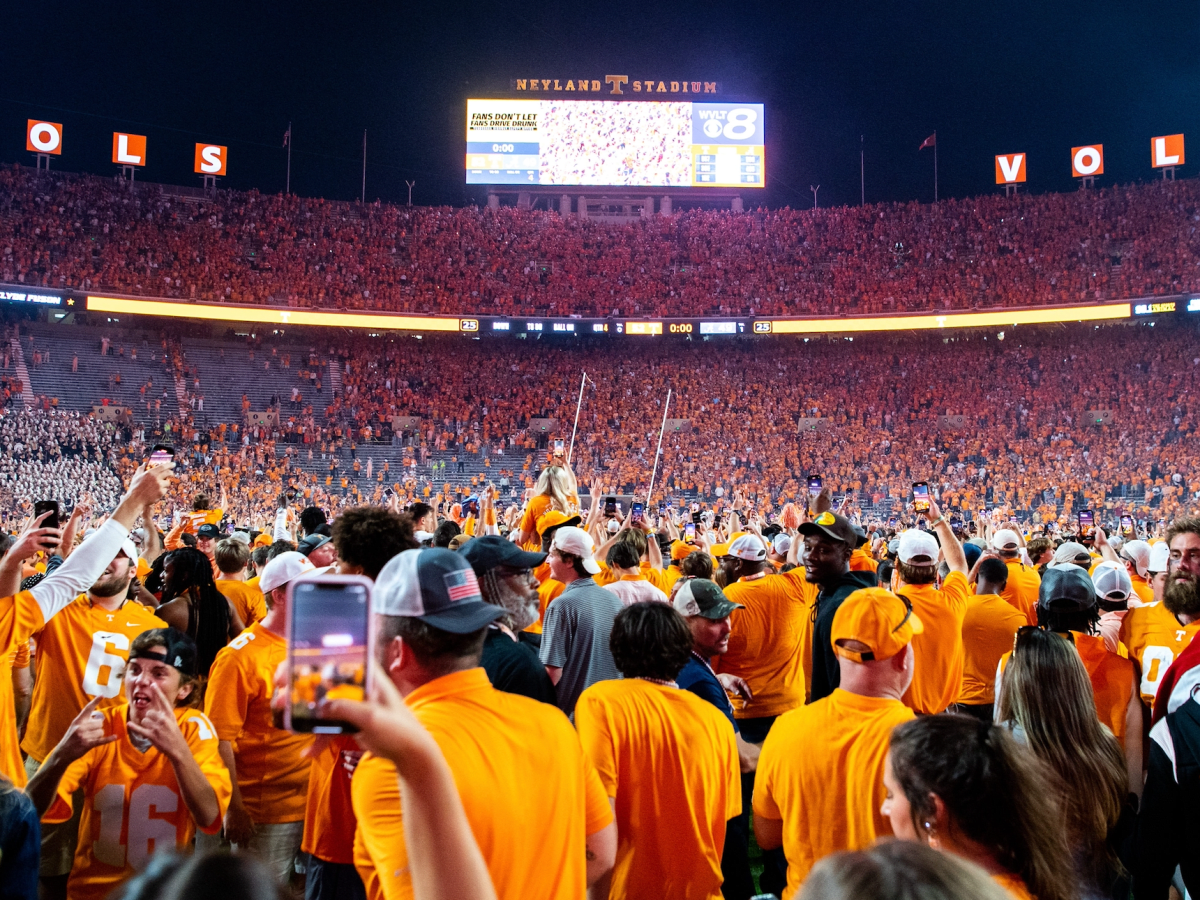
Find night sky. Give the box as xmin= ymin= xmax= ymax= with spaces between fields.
xmin=4 ymin=0 xmax=1197 ymax=209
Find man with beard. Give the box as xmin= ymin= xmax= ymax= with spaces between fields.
xmin=460 ymin=535 xmax=557 ymax=704
xmin=20 ymin=538 xmax=165 ymax=900
xmin=1148 ymin=519 xmax=1200 ymax=723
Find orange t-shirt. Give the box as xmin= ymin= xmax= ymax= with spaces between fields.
xmin=1074 ymin=632 xmax=1137 ymax=746
xmin=524 ymin=574 xmax=565 ymax=636
xmin=994 ymin=871 xmax=1036 ymax=900
xmin=302 ymin=735 xmax=360 ymax=865
xmin=1001 ymin=561 xmax=1040 ymax=624
xmin=43 ymin=705 xmax=231 ymax=900
xmin=717 ymin=571 xmax=817 ymax=719
xmin=849 ymin=548 xmax=879 ymax=573
xmin=518 ymin=495 xmax=552 ymax=548
xmin=352 ymin=668 xmax=611 ymax=900
xmin=899 ymin=572 xmax=970 ymax=715
xmin=1129 ymin=575 xmax=1155 ymax=607
xmin=22 ymin=595 xmax=166 ymax=763
xmin=184 ymin=509 xmax=224 ymax=534
xmin=0 ymin=590 xmax=48 ymax=785
xmin=215 ymin=579 xmax=268 ymax=626
xmin=959 ymin=593 xmax=1027 ymax=706
xmin=575 ymin=678 xmax=741 ymax=900
xmin=1119 ymin=602 xmax=1200 ymax=705
xmin=204 ymin=623 xmax=313 ymax=823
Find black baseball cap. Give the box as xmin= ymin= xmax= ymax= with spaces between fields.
xmin=297 ymin=533 xmax=332 ymax=557
xmin=798 ymin=511 xmax=858 ymax=547
xmin=196 ymin=524 xmax=221 ymax=539
xmin=672 ymin=578 xmax=743 ymax=620
xmin=129 ymin=627 xmax=199 ymax=677
xmin=1038 ymin=566 xmax=1096 ymax=613
xmin=459 ymin=535 xmax=547 ymax=574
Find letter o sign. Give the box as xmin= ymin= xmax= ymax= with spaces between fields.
xmin=26 ymin=120 xmax=63 ymax=155
xmin=1071 ymin=144 xmax=1103 ymax=177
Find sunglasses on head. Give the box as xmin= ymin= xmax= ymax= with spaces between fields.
xmin=891 ymin=594 xmax=915 ymax=634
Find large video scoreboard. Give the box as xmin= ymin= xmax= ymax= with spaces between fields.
xmin=465 ymin=99 xmax=765 ymax=188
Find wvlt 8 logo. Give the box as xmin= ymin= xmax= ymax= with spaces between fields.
xmin=698 ymin=107 xmax=760 ymax=141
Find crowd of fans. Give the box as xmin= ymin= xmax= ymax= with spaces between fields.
xmin=3 ymin=163 xmax=1200 ymax=317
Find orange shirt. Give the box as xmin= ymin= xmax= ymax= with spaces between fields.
xmin=184 ymin=509 xmax=224 ymax=534
xmin=352 ymin=668 xmax=611 ymax=900
xmin=899 ymin=571 xmax=970 ymax=715
xmin=994 ymin=872 xmax=1036 ymax=900
xmin=1129 ymin=574 xmax=1155 ymax=607
xmin=1073 ymin=632 xmax=1137 ymax=746
xmin=0 ymin=590 xmax=49 ymax=785
xmin=204 ymin=623 xmax=313 ymax=823
xmin=1119 ymin=602 xmax=1200 ymax=705
xmin=959 ymin=593 xmax=1027 ymax=706
xmin=1001 ymin=561 xmax=1040 ymax=624
xmin=716 ymin=571 xmax=817 ymax=719
xmin=575 ymin=678 xmax=741 ymax=900
xmin=849 ymin=548 xmax=878 ymax=573
xmin=22 ymin=595 xmax=166 ymax=763
xmin=518 ymin=495 xmax=552 ymax=548
xmin=43 ymin=705 xmax=231 ymax=900
xmin=753 ymin=688 xmax=915 ymax=898
xmin=302 ymin=735 xmax=360 ymax=865
xmin=215 ymin=579 xmax=268 ymax=626
xmin=524 ymin=576 xmax=565 ymax=635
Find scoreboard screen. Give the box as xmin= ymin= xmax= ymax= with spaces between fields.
xmin=466 ymin=99 xmax=765 ymax=188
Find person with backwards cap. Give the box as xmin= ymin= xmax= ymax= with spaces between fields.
xmin=1091 ymin=558 xmax=1134 ymax=653
xmin=673 ymin=577 xmax=763 ymax=900
xmin=459 ymin=534 xmax=556 ymax=703
xmin=753 ymin=587 xmax=919 ymax=898
xmin=202 ymin=551 xmax=317 ymax=882
xmin=538 ymin=526 xmax=625 ymax=718
xmin=27 ymin=627 xmax=231 ymax=900
xmin=992 ymin=526 xmax=1040 ymax=623
xmin=351 ymin=547 xmax=616 ymax=900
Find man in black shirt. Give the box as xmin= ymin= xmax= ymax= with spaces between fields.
xmin=459 ymin=535 xmax=557 ymax=704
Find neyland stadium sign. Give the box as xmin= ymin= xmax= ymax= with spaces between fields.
xmin=512 ymin=75 xmax=718 ymax=95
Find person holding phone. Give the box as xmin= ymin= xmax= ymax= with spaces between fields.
xmin=203 ymin=552 xmax=317 ymax=882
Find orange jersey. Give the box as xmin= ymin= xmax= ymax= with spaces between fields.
xmin=1001 ymin=562 xmax=1040 ymax=624
xmin=1119 ymin=602 xmax=1200 ymax=705
xmin=898 ymin=572 xmax=969 ymax=715
xmin=0 ymin=590 xmax=51 ymax=785
xmin=43 ymin=705 xmax=231 ymax=900
xmin=204 ymin=624 xmax=313 ymax=823
xmin=302 ymin=735 xmax=360 ymax=865
xmin=575 ymin=678 xmax=741 ymax=900
xmin=717 ymin=571 xmax=817 ymax=719
xmin=959 ymin=593 xmax=1027 ymax=706
xmin=184 ymin=509 xmax=224 ymax=534
xmin=22 ymin=595 xmax=166 ymax=763
xmin=849 ymin=548 xmax=878 ymax=573
xmin=215 ymin=579 xmax=268 ymax=626
xmin=352 ymin=668 xmax=611 ymax=900
xmin=1073 ymin=632 xmax=1137 ymax=746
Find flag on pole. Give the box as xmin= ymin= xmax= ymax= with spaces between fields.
xmin=283 ymin=126 xmax=291 ymax=148
xmin=919 ymin=132 xmax=936 ymax=151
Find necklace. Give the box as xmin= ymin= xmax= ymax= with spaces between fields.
xmin=636 ymin=677 xmax=678 ymax=688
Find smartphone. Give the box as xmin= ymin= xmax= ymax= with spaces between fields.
xmin=604 ymin=496 xmax=617 ymax=516
xmin=1120 ymin=515 xmax=1134 ymax=537
xmin=286 ymin=575 xmax=372 ymax=734
xmin=808 ymin=475 xmax=823 ymax=496
xmin=684 ymin=522 xmax=696 ymax=542
xmin=912 ymin=481 xmax=930 ymax=512
xmin=631 ymin=502 xmax=644 ymax=525
xmin=34 ymin=500 xmax=60 ymax=531
xmin=691 ymin=511 xmax=701 ymax=525
xmin=148 ymin=444 xmax=174 ymax=468
xmin=553 ymin=439 xmax=564 ymax=454
xmin=1078 ymin=509 xmax=1095 ymax=539
xmin=657 ymin=505 xmax=665 ymax=516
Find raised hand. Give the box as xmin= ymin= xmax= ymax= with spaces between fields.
xmin=59 ymin=695 xmax=116 ymax=762
xmin=6 ymin=511 xmax=63 ymax=562
xmin=126 ymin=681 xmax=190 ymax=763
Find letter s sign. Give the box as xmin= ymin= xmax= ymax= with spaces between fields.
xmin=193 ymin=144 xmax=228 ymax=176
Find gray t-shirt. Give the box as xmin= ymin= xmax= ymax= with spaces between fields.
xmin=539 ymin=576 xmax=624 ymax=717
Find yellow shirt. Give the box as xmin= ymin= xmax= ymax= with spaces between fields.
xmin=753 ymin=689 xmax=915 ymax=899
xmin=1001 ymin=561 xmax=1040 ymax=624
xmin=43 ymin=705 xmax=231 ymax=900
xmin=352 ymin=668 xmax=611 ymax=900
xmin=204 ymin=623 xmax=313 ymax=823
xmin=215 ymin=579 xmax=268 ymax=626
xmin=959 ymin=593 xmax=1027 ymax=706
xmin=1119 ymin=602 xmax=1200 ymax=705
xmin=21 ymin=594 xmax=166 ymax=763
xmin=0 ymin=590 xmax=48 ymax=785
xmin=716 ymin=572 xmax=817 ymax=719
xmin=899 ymin=572 xmax=970 ymax=714
xmin=575 ymin=678 xmax=741 ymax=900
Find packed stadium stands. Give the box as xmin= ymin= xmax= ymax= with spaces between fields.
xmin=3 ymin=163 xmax=1200 ymax=318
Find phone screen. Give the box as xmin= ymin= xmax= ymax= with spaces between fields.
xmin=684 ymin=522 xmax=696 ymax=542
xmin=287 ymin=577 xmax=371 ymax=734
xmin=34 ymin=500 xmax=60 ymax=531
xmin=691 ymin=512 xmax=701 ymax=525
xmin=604 ymin=496 xmax=617 ymax=516
xmin=1078 ymin=510 xmax=1095 ymax=538
xmin=148 ymin=444 xmax=175 ymax=468
xmin=553 ymin=439 xmax=564 ymax=453
xmin=1120 ymin=515 xmax=1134 ymax=537
xmin=631 ymin=502 xmax=644 ymax=525
xmin=808 ymin=475 xmax=823 ymax=496
xmin=912 ymin=482 xmax=930 ymax=512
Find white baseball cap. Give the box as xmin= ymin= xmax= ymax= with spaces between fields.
xmin=728 ymin=534 xmax=767 ymax=561
xmin=1148 ymin=541 xmax=1170 ymax=574
xmin=118 ymin=539 xmax=139 ymax=564
xmin=259 ymin=551 xmax=316 ymax=594
xmin=772 ymin=533 xmax=792 ymax=557
xmin=551 ymin=526 xmax=602 ymax=575
xmin=1121 ymin=540 xmax=1151 ymax=580
xmin=993 ymin=529 xmax=1022 ymax=552
xmin=897 ymin=529 xmax=939 ymax=565
xmin=1092 ymin=560 xmax=1133 ymax=602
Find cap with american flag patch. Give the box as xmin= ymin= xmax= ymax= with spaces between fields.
xmin=374 ymin=548 xmax=502 ymax=634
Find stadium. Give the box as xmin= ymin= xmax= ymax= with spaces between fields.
xmin=3 ymin=5 xmax=1200 ymax=900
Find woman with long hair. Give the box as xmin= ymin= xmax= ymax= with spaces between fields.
xmin=996 ymin=627 xmax=1132 ymax=898
xmin=516 ymin=464 xmax=578 ymax=548
xmin=156 ymin=547 xmax=243 ymax=676
xmin=883 ymin=714 xmax=1076 ymax=900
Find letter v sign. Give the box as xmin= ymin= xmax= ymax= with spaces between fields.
xmin=995 ymin=153 xmax=1026 ymax=184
